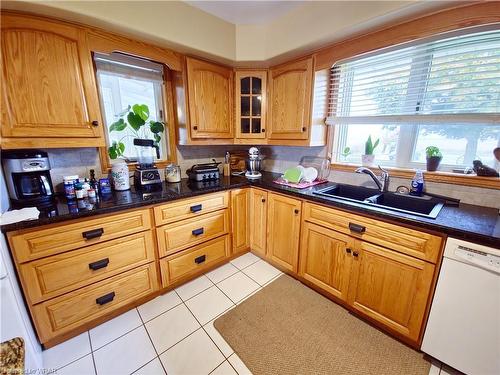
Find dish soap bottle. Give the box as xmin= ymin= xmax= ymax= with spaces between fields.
xmin=410 ymin=170 xmax=424 ymax=196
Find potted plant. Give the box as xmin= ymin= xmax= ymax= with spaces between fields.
xmin=425 ymin=146 xmax=443 ymax=171
xmin=107 ymin=104 xmax=165 ymax=160
xmin=362 ymin=135 xmax=379 ymax=166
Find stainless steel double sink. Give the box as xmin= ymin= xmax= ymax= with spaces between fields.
xmin=313 ymin=184 xmax=444 ymax=219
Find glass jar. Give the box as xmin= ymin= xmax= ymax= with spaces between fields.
xmin=165 ymin=164 xmax=181 ymax=183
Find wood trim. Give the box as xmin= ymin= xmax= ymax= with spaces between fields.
xmin=331 ymin=162 xmax=500 ymax=190
xmin=314 ymin=2 xmax=500 ymax=70
xmin=1 ymin=137 xmax=105 ymax=149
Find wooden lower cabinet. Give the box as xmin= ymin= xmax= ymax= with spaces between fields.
xmin=33 ymin=263 xmax=158 ymax=344
xmin=249 ymin=188 xmax=267 ymax=257
xmin=160 ymin=235 xmax=230 ymax=287
xmin=299 ymin=222 xmax=353 ymax=301
xmin=347 ymin=241 xmax=435 ymax=342
xmin=267 ymin=193 xmax=302 ymax=272
xmin=231 ymin=189 xmax=250 ymax=254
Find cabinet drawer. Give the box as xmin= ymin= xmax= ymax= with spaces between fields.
xmin=303 ymin=203 xmax=442 ymax=263
xmin=160 ymin=235 xmax=229 ymax=287
xmin=32 ymin=263 xmax=158 ymax=344
xmin=154 ymin=192 xmax=229 ymax=226
xmin=20 ymin=231 xmax=155 ymax=304
xmin=8 ymin=209 xmax=152 ymax=263
xmin=157 ymin=209 xmax=229 ymax=257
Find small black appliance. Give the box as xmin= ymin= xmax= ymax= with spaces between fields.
xmin=2 ymin=149 xmax=54 ymax=207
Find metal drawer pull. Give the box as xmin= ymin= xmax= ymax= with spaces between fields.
xmin=353 ymin=251 xmax=359 ymax=257
xmin=96 ymin=292 xmax=115 ymax=305
xmin=190 ymin=204 xmax=203 ymax=213
xmin=348 ymin=223 xmax=366 ymax=234
xmin=82 ymin=228 xmax=104 ymax=240
xmin=89 ymin=258 xmax=110 ymax=271
xmin=195 ymin=255 xmax=206 ymax=264
xmin=192 ymin=228 xmax=204 ymax=236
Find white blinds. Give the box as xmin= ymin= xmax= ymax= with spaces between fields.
xmin=94 ymin=52 xmax=164 ymax=83
xmin=327 ymin=27 xmax=500 ymax=125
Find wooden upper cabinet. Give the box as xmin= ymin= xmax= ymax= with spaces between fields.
xmin=186 ymin=57 xmax=233 ymax=139
xmin=1 ymin=14 xmax=103 ymax=142
xmin=347 ymin=241 xmax=435 ymax=342
xmin=235 ymin=70 xmax=267 ymax=139
xmin=267 ymin=193 xmax=302 ymax=272
xmin=268 ymin=57 xmax=313 ymax=140
xmin=299 ymin=222 xmax=354 ymax=301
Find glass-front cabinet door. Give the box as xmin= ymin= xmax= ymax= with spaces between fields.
xmin=235 ymin=70 xmax=267 ymax=139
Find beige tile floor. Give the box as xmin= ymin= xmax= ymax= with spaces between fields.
xmin=42 ymin=252 xmax=454 ymax=375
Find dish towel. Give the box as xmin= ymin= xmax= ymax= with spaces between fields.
xmin=0 ymin=207 xmax=40 ymax=225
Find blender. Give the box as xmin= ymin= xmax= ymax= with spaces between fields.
xmin=133 ymin=138 xmax=162 ymax=189
xmin=245 ymin=147 xmax=264 ymax=179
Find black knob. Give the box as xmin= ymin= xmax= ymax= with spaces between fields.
xmin=261 ymin=198 xmax=266 ymax=203
xmin=353 ymin=251 xmax=359 ymax=257
xmin=261 ymin=128 xmax=265 ymax=133
xmin=346 ymin=248 xmax=352 ymax=254
xmin=91 ymin=120 xmax=99 ymax=127
xmin=193 ymin=126 xmax=198 ymax=130
xmin=294 ymin=209 xmax=300 ymax=214
xmin=302 ymin=127 xmax=306 ymax=132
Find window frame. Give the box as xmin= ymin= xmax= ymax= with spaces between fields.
xmin=327 ymin=25 xmax=500 ymax=183
xmin=92 ymin=53 xmax=178 ymax=173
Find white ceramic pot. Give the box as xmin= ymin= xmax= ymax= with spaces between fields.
xmin=361 ymin=154 xmax=375 ymax=167
xmin=111 ymin=160 xmax=130 ymax=191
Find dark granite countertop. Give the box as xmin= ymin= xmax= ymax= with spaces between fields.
xmin=2 ymin=172 xmax=499 ymax=249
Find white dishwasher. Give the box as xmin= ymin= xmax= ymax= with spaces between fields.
xmin=422 ymin=238 xmax=500 ymax=375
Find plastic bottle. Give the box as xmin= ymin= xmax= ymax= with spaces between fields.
xmin=410 ymin=170 xmax=424 ymax=196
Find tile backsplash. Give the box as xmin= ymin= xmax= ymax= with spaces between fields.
xmin=3 ymin=145 xmax=499 ymax=210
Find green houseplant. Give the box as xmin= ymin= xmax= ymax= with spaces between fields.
xmin=425 ymin=146 xmax=443 ymax=171
xmin=362 ymin=135 xmax=380 ymax=166
xmin=107 ymin=104 xmax=165 ymax=160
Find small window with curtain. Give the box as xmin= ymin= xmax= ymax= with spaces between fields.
xmin=328 ymin=27 xmax=500 ymax=173
xmin=94 ymin=52 xmax=171 ymax=163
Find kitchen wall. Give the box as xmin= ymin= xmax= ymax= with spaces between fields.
xmin=2 ymin=145 xmax=499 ymax=210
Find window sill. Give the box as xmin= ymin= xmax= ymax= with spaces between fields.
xmin=330 ymin=162 xmax=500 ymax=190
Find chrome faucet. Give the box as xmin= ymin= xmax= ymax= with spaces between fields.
xmin=355 ymin=166 xmax=390 ymax=192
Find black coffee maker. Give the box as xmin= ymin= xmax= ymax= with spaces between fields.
xmin=2 ymin=150 xmax=55 ymax=207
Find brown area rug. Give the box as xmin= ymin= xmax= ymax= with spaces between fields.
xmin=214 ymin=275 xmax=430 ymax=375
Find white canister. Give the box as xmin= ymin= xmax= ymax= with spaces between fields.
xmin=111 ymin=160 xmax=130 ymax=191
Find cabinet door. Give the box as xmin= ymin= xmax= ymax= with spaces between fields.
xmin=267 ymin=193 xmax=301 ymax=272
xmin=299 ymin=222 xmax=354 ymax=301
xmin=235 ymin=71 xmax=267 ymax=139
xmin=348 ymin=241 xmax=435 ymax=342
xmin=231 ymin=189 xmax=250 ymax=254
xmin=268 ymin=57 xmax=313 ymax=140
xmin=249 ymin=189 xmax=268 ymax=257
xmin=186 ymin=57 xmax=233 ymax=138
xmin=1 ymin=14 xmax=102 ymax=139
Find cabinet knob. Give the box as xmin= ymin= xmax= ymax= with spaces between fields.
xmin=261 ymin=198 xmax=266 ymax=203
xmin=193 ymin=126 xmax=198 ymax=131
xmin=346 ymin=248 xmax=352 ymax=254
xmin=302 ymin=126 xmax=306 ymax=132
xmin=352 ymin=251 xmax=359 ymax=257
xmin=294 ymin=209 xmax=300 ymax=214
xmin=261 ymin=128 xmax=265 ymax=133
xmin=91 ymin=120 xmax=99 ymax=127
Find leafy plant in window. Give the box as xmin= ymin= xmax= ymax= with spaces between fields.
xmin=362 ymin=135 xmax=379 ymax=166
xmin=425 ymin=146 xmax=443 ymax=172
xmin=108 ymin=104 xmax=165 ymax=159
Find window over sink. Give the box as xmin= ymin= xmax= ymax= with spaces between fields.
xmin=94 ymin=52 xmax=172 ymax=163
xmin=328 ymin=27 xmax=500 ymax=173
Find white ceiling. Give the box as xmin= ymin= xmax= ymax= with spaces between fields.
xmin=185 ymin=1 xmax=305 ymax=25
